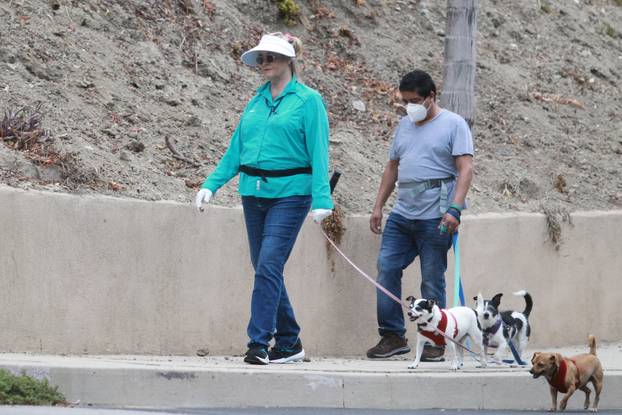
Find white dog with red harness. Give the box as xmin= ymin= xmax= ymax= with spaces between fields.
xmin=406 ymin=297 xmax=487 ymax=370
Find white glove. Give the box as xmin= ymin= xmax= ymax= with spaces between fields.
xmin=312 ymin=208 xmax=333 ymax=223
xmin=195 ymin=188 xmax=212 ymax=212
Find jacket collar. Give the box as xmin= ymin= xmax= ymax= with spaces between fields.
xmin=257 ymin=76 xmax=298 ymax=102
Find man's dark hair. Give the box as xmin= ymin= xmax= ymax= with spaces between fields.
xmin=399 ymin=70 xmax=436 ymax=97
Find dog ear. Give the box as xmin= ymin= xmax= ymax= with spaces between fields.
xmin=405 ymin=296 xmax=416 ymax=304
xmin=476 ymin=293 xmax=484 ymax=310
xmin=426 ymin=299 xmax=437 ymax=310
xmin=491 ymin=293 xmax=503 ymax=307
xmin=552 ymin=353 xmax=561 ymax=367
xmin=531 ymin=352 xmax=540 ymax=363
xmin=548 ymin=354 xmax=563 ymax=370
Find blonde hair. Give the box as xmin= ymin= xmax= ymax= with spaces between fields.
xmin=269 ymin=32 xmax=303 ymax=77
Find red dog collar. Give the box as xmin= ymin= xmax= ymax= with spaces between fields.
xmin=550 ymin=359 xmax=580 ymax=393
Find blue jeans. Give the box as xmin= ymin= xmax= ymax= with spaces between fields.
xmin=242 ymin=195 xmax=311 ymax=349
xmin=376 ymin=212 xmax=453 ymax=337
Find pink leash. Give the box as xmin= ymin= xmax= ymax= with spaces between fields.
xmin=320 ymin=229 xmax=407 ymax=309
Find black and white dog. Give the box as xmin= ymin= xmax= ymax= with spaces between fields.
xmin=474 ymin=290 xmax=532 ymax=364
xmin=406 ymin=296 xmax=487 ymax=370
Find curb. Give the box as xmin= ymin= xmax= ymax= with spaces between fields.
xmin=1 ymin=355 xmax=621 ymax=410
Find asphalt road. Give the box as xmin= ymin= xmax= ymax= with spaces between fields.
xmin=1 ymin=408 xmax=621 ymax=415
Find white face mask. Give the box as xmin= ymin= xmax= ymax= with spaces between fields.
xmin=407 ymin=97 xmax=433 ymax=123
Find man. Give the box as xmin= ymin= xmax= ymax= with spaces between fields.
xmin=366 ymin=69 xmax=474 ymax=361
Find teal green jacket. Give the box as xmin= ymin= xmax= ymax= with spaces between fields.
xmin=202 ymin=77 xmax=333 ymax=210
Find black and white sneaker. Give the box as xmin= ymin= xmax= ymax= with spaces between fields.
xmin=268 ymin=339 xmax=305 ymax=363
xmin=244 ymin=345 xmax=269 ymax=365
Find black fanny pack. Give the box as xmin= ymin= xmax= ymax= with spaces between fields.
xmin=239 ymin=165 xmax=312 ymax=182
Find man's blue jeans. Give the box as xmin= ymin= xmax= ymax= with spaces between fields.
xmin=242 ymin=195 xmax=311 ymax=349
xmin=377 ymin=212 xmax=453 ymax=337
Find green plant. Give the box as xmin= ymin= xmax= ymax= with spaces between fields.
xmin=276 ymin=0 xmax=300 ymax=26
xmin=0 ymin=369 xmax=66 ymax=405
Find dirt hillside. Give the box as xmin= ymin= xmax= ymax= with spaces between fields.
xmin=1 ymin=0 xmax=621 ymax=216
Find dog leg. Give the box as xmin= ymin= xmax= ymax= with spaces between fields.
xmin=592 ymin=373 xmax=603 ymax=412
xmin=471 ymin=329 xmax=487 ymax=368
xmin=456 ymin=340 xmax=465 ymax=369
xmin=559 ymin=386 xmax=576 ymax=411
xmin=448 ymin=342 xmax=460 ymax=370
xmin=579 ymin=385 xmax=591 ymax=410
xmin=517 ymin=334 xmax=529 ymax=363
xmin=482 ymin=345 xmax=489 ymax=367
xmin=549 ymin=386 xmax=558 ymax=412
xmin=493 ymin=337 xmax=507 ymax=363
xmin=408 ymin=337 xmax=425 ymax=369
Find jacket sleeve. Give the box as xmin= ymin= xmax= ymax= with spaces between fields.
xmin=201 ymin=121 xmax=242 ymax=193
xmin=304 ymin=93 xmax=334 ymax=210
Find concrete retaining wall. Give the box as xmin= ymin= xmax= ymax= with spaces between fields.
xmin=1 ymin=186 xmax=620 ymax=356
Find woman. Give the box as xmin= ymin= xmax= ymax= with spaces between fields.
xmin=195 ymin=32 xmax=333 ymax=365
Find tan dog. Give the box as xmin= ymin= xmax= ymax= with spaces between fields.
xmin=530 ymin=335 xmax=603 ymax=412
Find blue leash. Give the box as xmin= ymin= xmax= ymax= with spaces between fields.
xmin=452 ymin=233 xmax=465 ymax=307
xmin=504 ymin=341 xmax=527 ymax=366
xmin=452 ymin=233 xmax=472 ymax=355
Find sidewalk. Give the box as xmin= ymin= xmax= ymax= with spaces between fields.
xmin=0 ymin=342 xmax=620 ymax=411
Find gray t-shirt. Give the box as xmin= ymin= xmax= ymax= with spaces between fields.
xmin=389 ymin=109 xmax=474 ymax=220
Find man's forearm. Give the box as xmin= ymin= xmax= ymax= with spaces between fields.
xmin=452 ymin=158 xmax=473 ymax=206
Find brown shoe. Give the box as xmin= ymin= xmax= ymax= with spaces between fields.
xmin=366 ymin=333 xmax=410 ymax=358
xmin=420 ymin=344 xmax=445 ymax=362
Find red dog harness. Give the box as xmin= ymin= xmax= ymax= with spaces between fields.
xmin=420 ymin=310 xmax=459 ymax=346
xmin=550 ymin=359 xmax=581 ymax=393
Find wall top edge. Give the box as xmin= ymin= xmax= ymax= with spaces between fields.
xmin=2 ymin=185 xmax=621 ymax=218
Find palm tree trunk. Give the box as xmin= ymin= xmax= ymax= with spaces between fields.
xmin=441 ymin=0 xmax=479 ymax=128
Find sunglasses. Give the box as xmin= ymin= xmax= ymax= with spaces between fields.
xmin=256 ymin=54 xmax=280 ymax=65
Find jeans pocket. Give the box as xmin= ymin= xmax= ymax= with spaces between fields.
xmin=420 ymin=218 xmax=452 ymax=248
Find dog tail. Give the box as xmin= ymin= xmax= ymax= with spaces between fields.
xmin=588 ymin=334 xmax=597 ymax=356
xmin=513 ymin=290 xmax=533 ymax=317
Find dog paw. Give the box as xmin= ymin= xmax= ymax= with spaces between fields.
xmin=589 ymin=409 xmax=598 ymax=413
